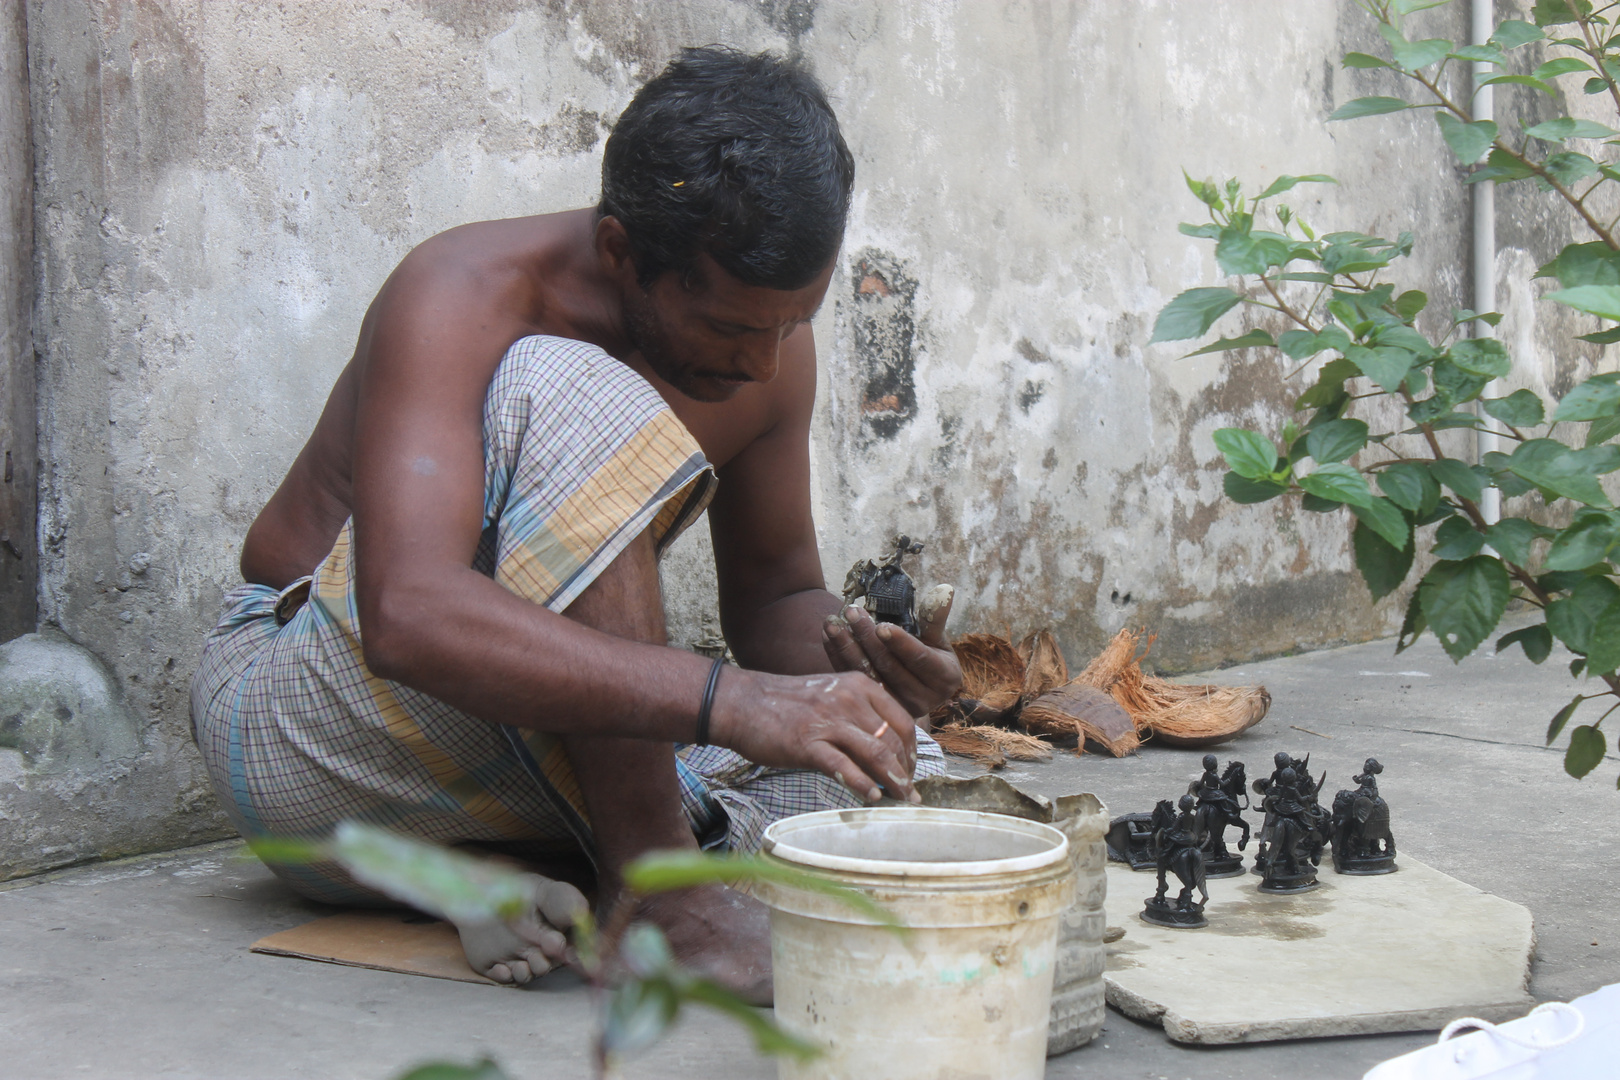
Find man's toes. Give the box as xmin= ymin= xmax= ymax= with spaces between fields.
xmin=520 ymin=947 xmax=554 ymax=978
xmin=536 ymin=880 xmax=588 ymax=927
xmin=506 ymin=958 xmax=533 ymax=985
xmin=487 ymin=961 xmax=514 ymax=984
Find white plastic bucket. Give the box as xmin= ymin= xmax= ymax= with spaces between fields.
xmin=756 ymin=806 xmax=1076 ymax=1080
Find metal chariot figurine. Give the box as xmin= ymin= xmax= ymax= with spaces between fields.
xmin=842 ymin=534 xmax=925 ymax=636
xmin=1331 ymin=758 xmax=1397 ymax=875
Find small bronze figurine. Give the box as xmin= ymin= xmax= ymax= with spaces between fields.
xmin=842 ymin=535 xmax=925 ymax=636
xmin=1188 ymin=754 xmax=1250 ymax=877
xmin=1105 ymin=812 xmax=1160 ymax=871
xmin=1255 ymin=765 xmax=1331 ymax=893
xmin=1141 ymin=794 xmax=1209 ymax=928
xmin=1331 ymin=758 xmax=1397 ymax=875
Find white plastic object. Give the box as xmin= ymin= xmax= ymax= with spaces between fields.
xmin=755 ymin=806 xmax=1076 ymax=1080
xmin=1363 ymin=982 xmax=1620 ymax=1079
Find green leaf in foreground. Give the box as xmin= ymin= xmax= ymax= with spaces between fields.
xmin=329 ymin=821 xmax=537 ymax=925
xmin=1565 ymin=724 xmax=1608 ymax=779
xmin=1224 ymin=471 xmax=1287 ymax=503
xmin=1498 ymin=624 xmax=1554 ymax=664
xmin=1435 ymin=114 xmax=1497 ymax=163
xmin=245 ymin=836 xmax=328 ymax=866
xmin=1396 ymin=588 xmax=1428 ymax=653
xmin=1581 ymin=598 xmax=1620 ymax=675
xmin=1258 ymin=173 xmax=1336 ymax=199
xmin=1329 ymin=96 xmax=1413 ymax=121
xmin=1545 ymin=510 xmax=1620 ymax=571
xmin=1553 ymin=373 xmax=1620 ymax=423
xmin=1523 ymin=117 xmax=1617 ymax=142
xmin=682 ymin=978 xmax=822 ymax=1061
xmin=1181 ymin=329 xmax=1276 ymax=357
xmin=1545 ymin=576 xmax=1620 ymax=654
xmin=623 ymin=850 xmax=904 ymax=932
xmin=1305 ymin=418 xmax=1369 ymax=464
xmin=1431 ymin=516 xmax=1485 ymax=560
xmin=396 ymin=1061 xmax=512 ymax=1080
xmin=1419 ymin=556 xmax=1511 ymax=661
xmin=1151 ymin=288 xmax=1243 ymax=343
xmin=1548 ymin=284 xmax=1620 ymax=321
xmin=1213 ymin=428 xmax=1280 ymax=479
xmin=1547 ymin=695 xmax=1582 ymax=744
xmin=1378 ymin=462 xmax=1439 ymax=514
xmin=1489 ymin=19 xmax=1544 ymax=50
xmin=1484 ymin=517 xmax=1547 ymax=567
xmin=1346 ymin=344 xmax=1415 ymax=393
xmin=1299 ymin=463 xmax=1373 ymax=507
xmin=1429 ymin=457 xmax=1487 ymax=503
xmin=1482 ymin=390 xmax=1545 ymax=428
xmin=1353 ymin=515 xmax=1414 ymax=600
xmin=1351 ymin=495 xmax=1410 ymax=550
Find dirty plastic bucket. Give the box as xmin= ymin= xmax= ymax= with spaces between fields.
xmin=756 ymin=806 xmax=1075 ymax=1080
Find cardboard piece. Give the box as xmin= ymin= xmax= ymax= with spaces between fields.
xmin=251 ymin=910 xmax=504 ymax=987
xmin=1103 ymin=855 xmax=1535 ymax=1044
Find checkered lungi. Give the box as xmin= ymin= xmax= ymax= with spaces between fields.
xmin=191 ymin=334 xmax=944 ymax=904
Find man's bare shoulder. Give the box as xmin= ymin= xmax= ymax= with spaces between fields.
xmin=366 ymin=208 xmax=601 ymax=341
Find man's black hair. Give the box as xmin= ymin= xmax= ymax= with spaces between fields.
xmin=598 ymin=46 xmax=855 ymax=291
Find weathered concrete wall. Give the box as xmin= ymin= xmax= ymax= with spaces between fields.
xmin=13 ymin=0 xmax=1545 ymax=871
xmin=0 ymin=0 xmax=34 ymax=642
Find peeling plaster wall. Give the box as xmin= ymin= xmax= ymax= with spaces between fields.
xmin=0 ymin=0 xmax=34 ymax=641
xmin=20 ymin=0 xmax=1561 ymax=868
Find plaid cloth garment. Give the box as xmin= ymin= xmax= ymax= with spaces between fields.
xmin=191 ymin=334 xmax=942 ymax=904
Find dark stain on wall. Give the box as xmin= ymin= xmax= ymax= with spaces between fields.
xmin=745 ymin=0 xmax=817 ymax=39
xmin=848 ymin=248 xmax=918 ymax=440
xmin=1018 ymin=379 xmax=1045 ymax=412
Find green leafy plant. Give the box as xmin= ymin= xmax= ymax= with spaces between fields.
xmin=1155 ymin=0 xmax=1620 ymax=784
xmin=252 ymin=823 xmax=893 ymax=1078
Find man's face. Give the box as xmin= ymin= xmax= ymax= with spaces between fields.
xmin=621 ymin=253 xmax=835 ymax=403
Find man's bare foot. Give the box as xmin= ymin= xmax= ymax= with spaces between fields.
xmin=634 ymin=884 xmax=773 ymax=1006
xmin=455 ymin=872 xmax=588 ymax=985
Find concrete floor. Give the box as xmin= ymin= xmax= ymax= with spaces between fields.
xmin=2 ymin=624 xmax=1617 ymax=1079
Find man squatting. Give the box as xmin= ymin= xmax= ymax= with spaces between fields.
xmin=190 ymin=48 xmax=963 ymax=1003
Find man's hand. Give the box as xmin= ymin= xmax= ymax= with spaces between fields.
xmin=711 ymin=669 xmax=921 ymax=804
xmin=821 ymin=584 xmax=963 ymax=719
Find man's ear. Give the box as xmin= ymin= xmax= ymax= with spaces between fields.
xmin=594 ymin=215 xmax=638 ymax=284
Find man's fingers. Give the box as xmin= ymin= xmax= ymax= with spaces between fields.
xmin=822 ymin=615 xmax=873 ymax=677
xmin=874 ymin=621 xmax=961 ymax=690
xmin=859 ymin=681 xmax=918 ymax=776
xmin=917 ymin=584 xmax=954 ymax=648
xmin=844 ymin=606 xmax=928 ymax=697
xmin=807 ymin=743 xmax=885 ymax=804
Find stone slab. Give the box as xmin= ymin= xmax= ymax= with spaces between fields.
xmin=1103 ymin=855 xmax=1534 ymax=1044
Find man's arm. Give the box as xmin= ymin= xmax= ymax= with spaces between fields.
xmin=343 ymin=242 xmax=918 ymax=801
xmin=708 ymin=327 xmax=842 ymax=676
xmin=708 ymin=327 xmax=961 ymax=717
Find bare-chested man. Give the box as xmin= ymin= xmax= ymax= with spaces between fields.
xmin=190 ymin=47 xmax=961 ymax=1004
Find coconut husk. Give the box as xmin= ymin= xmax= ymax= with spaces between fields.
xmin=931 ymin=723 xmax=1053 ymax=768
xmin=1073 ymin=628 xmax=1270 ymax=747
xmin=951 ymin=633 xmax=1026 ymax=698
xmin=928 ymin=690 xmax=1024 ymax=730
xmin=1119 ymin=681 xmax=1272 ymax=747
xmin=1017 ymin=629 xmax=1069 ymax=696
xmin=1022 ymin=682 xmax=1138 ymax=757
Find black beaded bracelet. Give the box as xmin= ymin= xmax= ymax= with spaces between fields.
xmin=695 ymin=657 xmax=725 ymax=746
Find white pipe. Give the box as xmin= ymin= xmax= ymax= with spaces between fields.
xmin=1473 ymin=0 xmax=1502 ymax=525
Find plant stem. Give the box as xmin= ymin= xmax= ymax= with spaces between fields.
xmin=1405 ymin=69 xmax=1620 ymax=249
